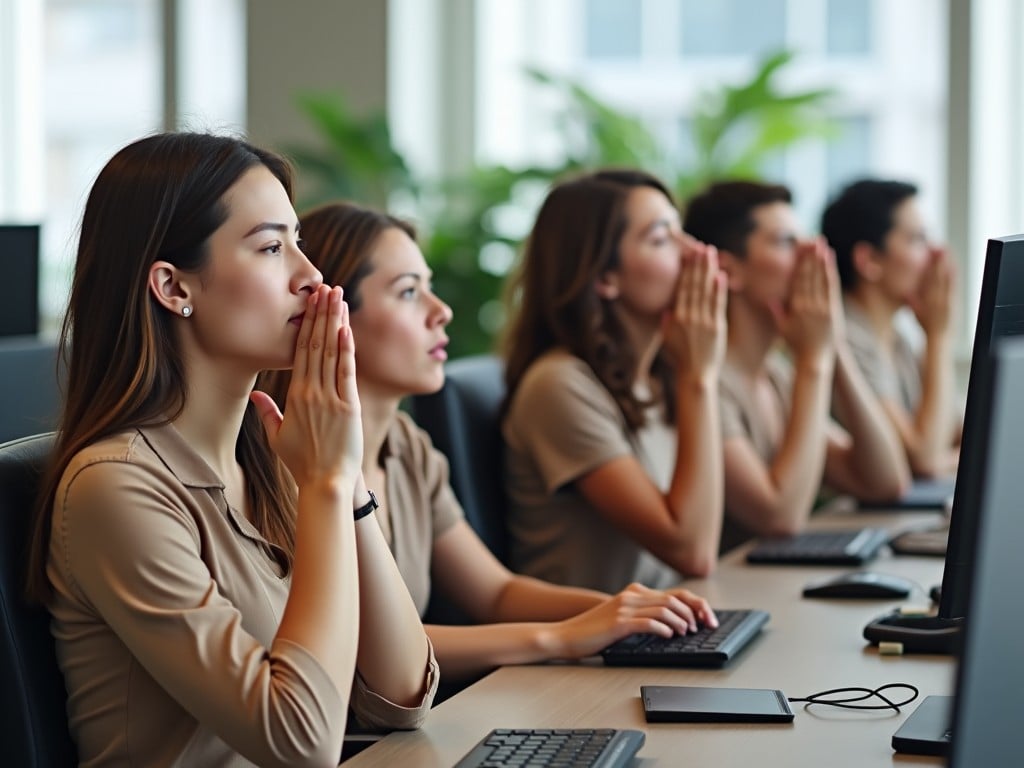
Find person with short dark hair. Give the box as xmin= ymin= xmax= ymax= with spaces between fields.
xmin=26 ymin=132 xmax=437 ymax=767
xmin=502 ymin=169 xmax=727 ymax=590
xmin=684 ymin=181 xmax=909 ymax=546
xmin=821 ymin=179 xmax=959 ymax=477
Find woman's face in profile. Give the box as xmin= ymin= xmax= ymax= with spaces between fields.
xmin=348 ymin=227 xmax=452 ymax=400
xmin=184 ymin=165 xmax=322 ymax=373
xmin=607 ymin=186 xmax=687 ymax=317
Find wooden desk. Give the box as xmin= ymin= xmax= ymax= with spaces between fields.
xmin=348 ymin=510 xmax=953 ymax=767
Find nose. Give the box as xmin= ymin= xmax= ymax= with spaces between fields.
xmin=428 ymin=291 xmax=453 ymax=327
xmin=292 ymin=250 xmax=323 ymax=295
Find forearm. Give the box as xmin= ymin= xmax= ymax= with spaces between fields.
xmin=277 ymin=480 xmax=360 ymax=697
xmin=490 ymin=576 xmax=607 ymax=623
xmin=426 ymin=622 xmax=562 ymax=680
xmin=910 ymin=333 xmax=956 ymax=476
xmin=666 ymin=375 xmax=723 ymax=574
xmin=833 ymin=347 xmax=911 ymax=496
xmin=354 ymin=513 xmax=432 ymax=706
xmin=764 ymin=360 xmax=833 ymax=533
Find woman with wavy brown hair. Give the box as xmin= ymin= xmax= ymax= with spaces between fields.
xmin=502 ymin=169 xmax=727 ymax=593
xmin=25 ymin=132 xmax=436 ymax=767
xmin=260 ymin=201 xmax=717 ymax=685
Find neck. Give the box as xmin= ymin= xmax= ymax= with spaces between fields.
xmin=726 ymin=297 xmax=777 ymax=377
xmin=610 ymin=304 xmax=663 ymax=391
xmin=359 ymin=381 xmax=401 ymax=474
xmin=847 ymin=288 xmax=897 ymax=346
xmin=173 ymin=364 xmax=255 ymax=480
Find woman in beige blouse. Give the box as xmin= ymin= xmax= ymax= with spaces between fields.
xmin=25 ymin=133 xmax=436 ymax=768
xmin=261 ymin=201 xmax=716 ymax=684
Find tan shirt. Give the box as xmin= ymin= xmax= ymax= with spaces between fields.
xmin=718 ymin=352 xmax=794 ymax=551
xmin=843 ymin=300 xmax=921 ymax=414
xmin=502 ymin=350 xmax=682 ymax=592
xmin=48 ymin=423 xmax=438 ymax=768
xmin=381 ymin=411 xmax=464 ymax=616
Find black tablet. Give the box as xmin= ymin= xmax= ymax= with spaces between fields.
xmin=641 ymin=685 xmax=795 ymax=723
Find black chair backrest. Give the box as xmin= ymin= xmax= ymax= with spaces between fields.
xmin=0 ymin=433 xmax=77 ymax=766
xmin=0 ymin=337 xmax=63 ymax=444
xmin=410 ymin=355 xmax=509 ymax=567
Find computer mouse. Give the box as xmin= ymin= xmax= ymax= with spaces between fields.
xmin=802 ymin=571 xmax=914 ymax=599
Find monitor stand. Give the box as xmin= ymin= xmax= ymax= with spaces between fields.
xmin=892 ymin=695 xmax=953 ymax=756
xmin=863 ymin=612 xmax=963 ymax=654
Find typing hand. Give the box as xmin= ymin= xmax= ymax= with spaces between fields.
xmin=551 ymin=583 xmax=715 ymax=660
xmin=251 ymin=284 xmax=363 ymax=488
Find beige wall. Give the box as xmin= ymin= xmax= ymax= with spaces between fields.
xmin=246 ymin=0 xmax=389 ymax=192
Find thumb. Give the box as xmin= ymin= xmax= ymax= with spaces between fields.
xmin=249 ymin=391 xmax=284 ymax=437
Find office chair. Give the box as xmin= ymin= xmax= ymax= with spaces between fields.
xmin=409 ymin=354 xmax=509 ymax=625
xmin=0 ymin=337 xmax=63 ymax=444
xmin=0 ymin=433 xmax=78 ymax=766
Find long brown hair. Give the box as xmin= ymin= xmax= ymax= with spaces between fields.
xmin=501 ymin=169 xmax=678 ymax=431
xmin=258 ymin=201 xmax=416 ymax=409
xmin=27 ymin=132 xmax=299 ymax=602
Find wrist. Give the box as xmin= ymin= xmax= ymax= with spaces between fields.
xmin=353 ymin=489 xmax=379 ymax=521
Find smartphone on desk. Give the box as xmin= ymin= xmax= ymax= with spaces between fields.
xmin=641 ymin=685 xmax=795 ymax=723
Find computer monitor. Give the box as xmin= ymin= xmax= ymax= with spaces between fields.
xmin=947 ymin=336 xmax=1024 ymax=764
xmin=0 ymin=224 xmax=41 ymax=337
xmin=891 ymin=335 xmax=1024 ymax=758
xmin=938 ymin=234 xmax=1024 ymax=620
xmin=865 ymin=234 xmax=1024 ymax=656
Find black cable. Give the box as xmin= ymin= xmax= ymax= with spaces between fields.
xmin=788 ymin=683 xmax=919 ymax=713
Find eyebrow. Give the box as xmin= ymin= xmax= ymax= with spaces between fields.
xmin=388 ymin=271 xmax=433 ymax=286
xmin=640 ymin=217 xmax=678 ymax=237
xmin=243 ymin=221 xmax=300 ymax=238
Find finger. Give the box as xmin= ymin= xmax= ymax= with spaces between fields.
xmin=337 ymin=299 xmax=358 ymax=400
xmin=307 ymin=284 xmax=330 ymax=388
xmin=291 ymin=290 xmax=319 ymax=384
xmin=675 ymin=248 xmax=694 ymax=320
xmin=249 ymin=391 xmax=284 ymax=439
xmin=321 ymin=286 xmax=343 ymax=395
xmin=702 ymin=245 xmax=719 ymax=323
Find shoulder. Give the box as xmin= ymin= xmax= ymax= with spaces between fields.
xmin=389 ymin=411 xmax=451 ymax=484
xmin=512 ymin=350 xmax=614 ymax=412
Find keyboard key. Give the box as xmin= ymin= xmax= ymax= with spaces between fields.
xmin=454 ymin=728 xmax=645 ymax=768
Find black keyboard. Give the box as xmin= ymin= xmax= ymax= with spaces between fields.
xmin=454 ymin=728 xmax=645 ymax=768
xmin=746 ymin=527 xmax=890 ymax=565
xmin=600 ymin=608 xmax=769 ymax=667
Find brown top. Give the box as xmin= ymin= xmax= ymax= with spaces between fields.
xmin=48 ymin=423 xmax=437 ymax=768
xmin=381 ymin=411 xmax=465 ymax=616
xmin=843 ymin=299 xmax=921 ymax=414
xmin=718 ymin=351 xmax=795 ymax=551
xmin=502 ymin=350 xmax=682 ymax=592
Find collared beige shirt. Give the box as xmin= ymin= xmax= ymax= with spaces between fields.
xmin=48 ymin=423 xmax=437 ymax=768
xmin=502 ymin=349 xmax=682 ymax=592
xmin=380 ymin=411 xmax=464 ymax=616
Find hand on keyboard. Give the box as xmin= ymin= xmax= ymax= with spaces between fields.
xmin=547 ymin=582 xmax=717 ymax=660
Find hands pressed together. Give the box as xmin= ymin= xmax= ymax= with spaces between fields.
xmin=772 ymin=238 xmax=842 ymax=367
xmin=661 ymin=235 xmax=728 ymax=380
xmin=251 ymin=284 xmax=364 ymax=494
xmin=911 ymin=246 xmax=955 ymax=337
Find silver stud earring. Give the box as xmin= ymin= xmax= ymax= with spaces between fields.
xmin=181 ymin=306 xmax=192 ymax=317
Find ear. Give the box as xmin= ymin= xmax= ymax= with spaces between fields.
xmin=594 ymin=271 xmax=620 ymax=300
xmin=851 ymin=241 xmax=884 ymax=284
xmin=148 ymin=260 xmax=195 ymax=316
xmin=717 ymin=249 xmax=745 ymax=292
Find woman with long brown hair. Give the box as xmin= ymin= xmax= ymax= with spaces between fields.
xmin=26 ymin=133 xmax=436 ymax=767
xmin=260 ymin=201 xmax=717 ymax=684
xmin=502 ymin=169 xmax=726 ymax=592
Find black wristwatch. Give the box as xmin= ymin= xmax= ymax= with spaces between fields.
xmin=353 ymin=490 xmax=379 ymax=521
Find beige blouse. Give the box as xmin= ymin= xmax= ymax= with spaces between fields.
xmin=48 ymin=423 xmax=437 ymax=768
xmin=503 ymin=350 xmax=682 ymax=592
xmin=380 ymin=411 xmax=465 ymax=616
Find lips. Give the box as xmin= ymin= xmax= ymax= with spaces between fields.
xmin=288 ymin=312 xmax=305 ymax=326
xmin=429 ymin=339 xmax=449 ymax=360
